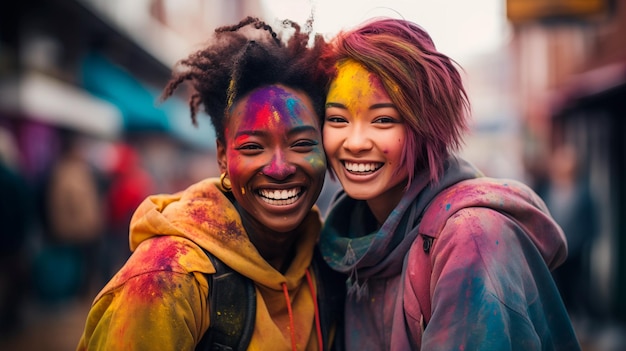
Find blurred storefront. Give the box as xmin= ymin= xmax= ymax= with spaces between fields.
xmin=507 ymin=0 xmax=626 ymax=324
xmin=551 ymin=42 xmax=626 ymax=321
xmin=0 ymin=0 xmax=267 ymax=190
xmin=0 ymin=1 xmax=267 ymax=348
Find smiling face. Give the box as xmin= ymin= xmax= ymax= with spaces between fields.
xmin=217 ymin=84 xmax=326 ymax=234
xmin=324 ymin=60 xmax=408 ymax=217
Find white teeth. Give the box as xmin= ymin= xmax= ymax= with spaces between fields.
xmin=258 ymin=187 xmax=302 ymax=205
xmin=344 ymin=162 xmax=382 ymax=173
xmin=259 ymin=188 xmax=300 ymax=199
xmin=261 ymin=197 xmax=298 ymax=206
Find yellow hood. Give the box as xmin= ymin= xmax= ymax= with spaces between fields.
xmin=129 ymin=177 xmax=322 ymax=290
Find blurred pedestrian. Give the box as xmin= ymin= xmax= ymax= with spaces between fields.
xmin=102 ymin=142 xmax=155 ymax=280
xmin=539 ymin=143 xmax=598 ymax=322
xmin=0 ymin=127 xmax=34 ymax=336
xmin=36 ymin=128 xmax=104 ymax=302
xmin=318 ymin=17 xmax=580 ymax=350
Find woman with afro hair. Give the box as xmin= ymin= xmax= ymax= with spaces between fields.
xmin=77 ymin=16 xmax=343 ymax=351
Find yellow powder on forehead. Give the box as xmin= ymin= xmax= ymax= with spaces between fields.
xmin=326 ymin=59 xmax=396 ymax=114
xmin=272 ymin=108 xmax=281 ymax=124
xmin=327 ymin=60 xmax=373 ymax=113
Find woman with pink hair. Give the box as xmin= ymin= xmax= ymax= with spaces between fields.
xmin=319 ymin=17 xmax=580 ymax=350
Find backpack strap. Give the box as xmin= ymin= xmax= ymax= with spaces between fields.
xmin=311 ymin=246 xmax=346 ymax=351
xmin=197 ymin=247 xmax=345 ymax=351
xmin=196 ymin=250 xmax=256 ymax=351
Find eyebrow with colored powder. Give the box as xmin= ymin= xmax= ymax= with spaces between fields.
xmin=325 ymin=102 xmax=396 ymax=110
xmin=369 ymin=103 xmax=396 ymax=110
xmin=234 ymin=125 xmax=317 ymax=139
xmin=287 ymin=125 xmax=318 ymax=136
xmin=234 ymin=129 xmax=267 ymax=139
xmin=325 ymin=102 xmax=347 ymax=109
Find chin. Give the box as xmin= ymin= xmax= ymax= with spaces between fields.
xmin=265 ymin=213 xmax=308 ymax=233
xmin=267 ymin=222 xmax=301 ymax=234
xmin=342 ymin=186 xmax=376 ymax=200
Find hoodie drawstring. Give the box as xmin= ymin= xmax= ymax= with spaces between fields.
xmin=282 ymin=282 xmax=297 ymax=350
xmin=281 ymin=269 xmax=324 ymax=351
xmin=305 ymin=268 xmax=323 ymax=351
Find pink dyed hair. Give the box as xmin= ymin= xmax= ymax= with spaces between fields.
xmin=321 ymin=17 xmax=470 ymax=185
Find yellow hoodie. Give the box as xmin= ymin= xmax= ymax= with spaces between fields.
xmin=77 ymin=177 xmax=325 ymax=351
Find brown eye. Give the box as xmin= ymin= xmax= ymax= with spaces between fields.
xmin=237 ymin=143 xmax=262 ymax=150
xmin=325 ymin=116 xmax=347 ymax=123
xmin=373 ymin=117 xmax=394 ymax=124
xmin=292 ymin=140 xmax=318 ymax=152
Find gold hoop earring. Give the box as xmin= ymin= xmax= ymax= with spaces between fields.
xmin=220 ymin=172 xmax=232 ymax=192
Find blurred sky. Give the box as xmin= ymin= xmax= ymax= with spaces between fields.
xmin=261 ymin=0 xmax=509 ymax=65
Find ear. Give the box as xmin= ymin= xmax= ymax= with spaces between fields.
xmin=216 ymin=139 xmax=228 ymax=174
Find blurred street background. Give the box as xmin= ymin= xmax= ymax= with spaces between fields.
xmin=1 ymin=0 xmax=625 ymax=350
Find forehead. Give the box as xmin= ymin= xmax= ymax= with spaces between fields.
xmin=327 ymin=59 xmax=390 ymax=107
xmin=228 ymin=85 xmax=318 ymax=131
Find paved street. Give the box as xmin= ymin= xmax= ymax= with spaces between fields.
xmin=0 ymin=295 xmax=92 ymax=351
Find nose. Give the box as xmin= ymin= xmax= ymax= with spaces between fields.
xmin=262 ymin=149 xmax=296 ymax=180
xmin=343 ymin=127 xmax=373 ymax=154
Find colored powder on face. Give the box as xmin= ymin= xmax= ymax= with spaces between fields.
xmin=282 ymin=94 xmax=308 ymax=127
xmin=262 ymin=149 xmax=294 ymax=177
xmin=305 ymin=153 xmax=326 ymax=171
xmin=243 ymin=86 xmax=308 ymax=131
xmin=226 ymin=85 xmax=323 ymax=185
xmin=326 ymin=59 xmax=395 ymax=117
xmin=245 ymin=101 xmax=277 ymax=131
xmin=243 ymin=86 xmax=315 ymax=176
xmin=327 ymin=60 xmax=373 ymax=115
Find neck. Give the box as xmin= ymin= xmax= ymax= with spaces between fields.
xmin=237 ymin=207 xmax=298 ymax=273
xmin=249 ymin=231 xmax=297 ymax=273
xmin=366 ymin=180 xmax=408 ymax=227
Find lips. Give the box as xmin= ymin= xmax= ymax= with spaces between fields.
xmin=343 ymin=161 xmax=383 ymax=174
xmin=257 ymin=187 xmax=303 ymax=206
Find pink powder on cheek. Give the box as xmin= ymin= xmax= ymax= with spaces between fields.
xmin=225 ymin=145 xmax=247 ymax=179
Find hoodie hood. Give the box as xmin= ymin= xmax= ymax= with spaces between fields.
xmin=320 ymin=156 xmax=482 ymax=285
xmin=419 ymin=176 xmax=568 ymax=270
xmin=129 ymin=177 xmax=321 ymax=290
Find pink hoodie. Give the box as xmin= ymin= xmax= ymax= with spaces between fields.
xmin=321 ymin=157 xmax=580 ymax=350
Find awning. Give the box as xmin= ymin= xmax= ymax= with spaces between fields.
xmin=80 ymin=53 xmax=170 ymax=133
xmin=80 ymin=53 xmax=215 ymax=150
xmin=551 ymin=61 xmax=626 ymax=112
xmin=155 ymin=92 xmax=217 ymax=150
xmin=0 ymin=71 xmax=123 ymax=139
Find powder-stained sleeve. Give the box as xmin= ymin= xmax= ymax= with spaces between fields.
xmin=417 ymin=207 xmax=548 ymax=350
xmin=77 ymin=270 xmax=206 ymax=351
